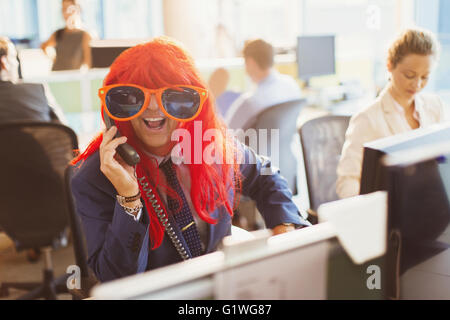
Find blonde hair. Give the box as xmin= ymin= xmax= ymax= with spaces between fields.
xmin=388 ymin=28 xmax=440 ymax=68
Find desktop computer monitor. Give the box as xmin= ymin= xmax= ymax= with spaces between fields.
xmin=360 ymin=123 xmax=450 ymax=195
xmin=382 ymin=142 xmax=450 ymax=299
xmin=296 ymin=35 xmax=335 ymax=86
xmin=89 ymin=39 xmax=150 ymax=68
xmin=90 ymin=45 xmax=130 ymax=68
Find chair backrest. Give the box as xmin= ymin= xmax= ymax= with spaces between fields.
xmin=299 ymin=115 xmax=350 ymax=212
xmin=245 ymin=99 xmax=306 ymax=193
xmin=0 ymin=121 xmax=78 ymax=250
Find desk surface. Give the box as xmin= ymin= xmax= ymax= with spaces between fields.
xmin=401 ymin=249 xmax=450 ymax=299
xmin=400 ymin=225 xmax=450 ymax=299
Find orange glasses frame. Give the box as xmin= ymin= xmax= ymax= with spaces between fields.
xmin=98 ymin=84 xmax=208 ymax=122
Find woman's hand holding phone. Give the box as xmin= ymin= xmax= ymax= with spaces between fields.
xmin=100 ymin=126 xmax=140 ymax=198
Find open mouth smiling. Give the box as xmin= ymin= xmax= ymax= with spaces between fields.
xmin=143 ymin=116 xmax=167 ymax=130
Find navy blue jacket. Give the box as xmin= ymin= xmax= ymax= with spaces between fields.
xmin=71 ymin=144 xmax=308 ymax=282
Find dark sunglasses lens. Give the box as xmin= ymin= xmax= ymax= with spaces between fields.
xmin=161 ymin=87 xmax=201 ymax=119
xmin=105 ymin=86 xmax=145 ymax=119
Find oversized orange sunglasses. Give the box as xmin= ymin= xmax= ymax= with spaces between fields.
xmin=98 ymin=84 xmax=208 ymax=122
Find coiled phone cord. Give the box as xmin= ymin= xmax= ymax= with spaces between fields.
xmin=138 ymin=176 xmax=190 ymax=260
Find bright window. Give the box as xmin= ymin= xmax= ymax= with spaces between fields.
xmin=0 ymin=0 xmax=161 ymax=44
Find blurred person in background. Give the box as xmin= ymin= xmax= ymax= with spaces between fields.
xmin=337 ymin=28 xmax=449 ymax=199
xmin=41 ymin=0 xmax=92 ymax=71
xmin=225 ymin=39 xmax=302 ymax=130
xmin=208 ymin=67 xmax=241 ymax=118
xmin=0 ymin=37 xmax=65 ymax=124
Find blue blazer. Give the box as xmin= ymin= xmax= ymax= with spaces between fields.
xmin=71 ymin=144 xmax=308 ymax=282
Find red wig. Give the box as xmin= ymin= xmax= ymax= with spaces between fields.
xmin=72 ymin=37 xmax=242 ymax=248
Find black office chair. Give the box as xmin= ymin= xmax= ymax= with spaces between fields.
xmin=233 ymin=99 xmax=306 ymax=230
xmin=299 ymin=115 xmax=350 ymax=221
xmin=244 ymin=99 xmax=307 ymax=194
xmin=0 ymin=121 xmax=92 ymax=300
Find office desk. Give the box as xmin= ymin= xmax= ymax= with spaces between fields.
xmin=400 ymin=225 xmax=450 ymax=299
xmin=401 ymin=249 xmax=450 ymax=299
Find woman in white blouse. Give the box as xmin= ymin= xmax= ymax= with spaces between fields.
xmin=337 ymin=28 xmax=448 ymax=198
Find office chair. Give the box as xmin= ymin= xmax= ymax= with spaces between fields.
xmin=299 ymin=115 xmax=350 ymax=222
xmin=235 ymin=99 xmax=306 ymax=229
xmin=245 ymin=99 xmax=307 ymax=193
xmin=0 ymin=121 xmax=92 ymax=300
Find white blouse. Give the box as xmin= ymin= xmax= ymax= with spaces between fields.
xmin=336 ymin=87 xmax=448 ymax=199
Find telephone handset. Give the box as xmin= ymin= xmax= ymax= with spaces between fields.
xmin=103 ymin=112 xmax=141 ymax=166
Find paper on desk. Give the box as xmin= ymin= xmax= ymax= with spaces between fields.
xmin=318 ymin=191 xmax=388 ymax=265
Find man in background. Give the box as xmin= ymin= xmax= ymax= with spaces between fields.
xmin=0 ymin=36 xmax=66 ymax=124
xmin=225 ymin=39 xmax=302 ymax=130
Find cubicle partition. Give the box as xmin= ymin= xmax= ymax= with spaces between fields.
xmin=92 ymin=191 xmax=388 ymax=300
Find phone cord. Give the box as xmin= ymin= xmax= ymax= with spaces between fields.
xmin=139 ymin=178 xmax=190 ymax=260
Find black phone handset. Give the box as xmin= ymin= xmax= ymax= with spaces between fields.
xmin=103 ymin=112 xmax=141 ymax=166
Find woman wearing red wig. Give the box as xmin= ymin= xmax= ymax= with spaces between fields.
xmin=71 ymin=37 xmax=309 ymax=282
